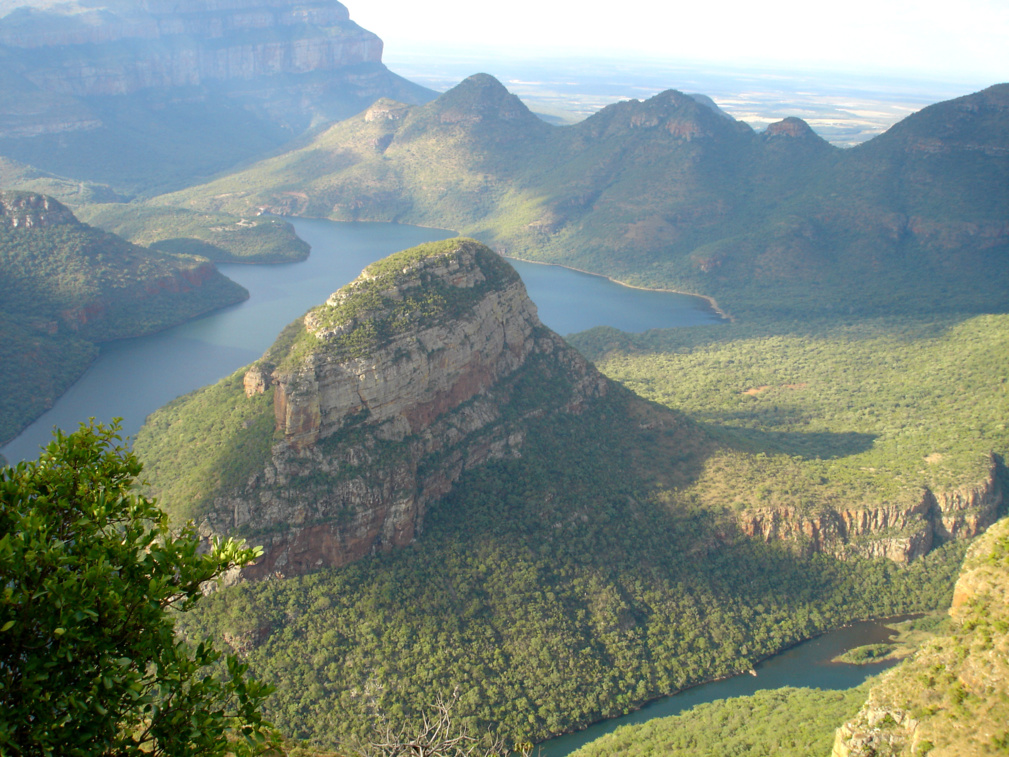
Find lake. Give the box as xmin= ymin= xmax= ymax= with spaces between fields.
xmin=1 ymin=218 xmax=721 ymax=461
xmin=540 ymin=617 xmax=905 ymax=756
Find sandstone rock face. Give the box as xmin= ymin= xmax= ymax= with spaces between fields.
xmin=0 ymin=0 xmax=380 ymax=94
xmin=0 ymin=0 xmax=429 ymax=138
xmin=737 ymin=456 xmax=1003 ymax=563
xmin=204 ymin=239 xmax=609 ymax=579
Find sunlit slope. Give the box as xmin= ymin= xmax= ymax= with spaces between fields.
xmin=161 ymin=77 xmax=1008 ymax=318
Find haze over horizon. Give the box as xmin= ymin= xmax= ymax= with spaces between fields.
xmin=353 ymin=0 xmax=1007 ymax=86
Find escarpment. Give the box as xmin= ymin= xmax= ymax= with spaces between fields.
xmin=180 ymin=239 xmax=609 ymax=579
xmin=737 ymin=457 xmax=1003 ymax=563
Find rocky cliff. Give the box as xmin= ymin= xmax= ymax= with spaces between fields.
xmin=152 ymin=239 xmax=609 ymax=579
xmin=0 ymin=0 xmax=381 ymax=96
xmin=0 ymin=0 xmax=433 ymax=190
xmin=831 ymin=515 xmax=1009 ymax=756
xmin=737 ymin=458 xmax=1004 ymax=563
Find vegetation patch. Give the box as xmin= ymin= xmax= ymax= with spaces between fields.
xmin=570 ymin=684 xmax=873 ymax=757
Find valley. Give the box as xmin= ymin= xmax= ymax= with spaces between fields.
xmin=0 ymin=1 xmax=1007 ymax=755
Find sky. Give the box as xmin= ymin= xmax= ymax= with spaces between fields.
xmin=350 ymin=0 xmax=1008 ymax=84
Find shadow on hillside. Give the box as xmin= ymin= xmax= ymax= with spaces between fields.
xmin=711 ymin=426 xmax=877 ymax=460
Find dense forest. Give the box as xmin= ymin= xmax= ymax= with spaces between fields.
xmin=177 ymin=388 xmax=969 ymax=748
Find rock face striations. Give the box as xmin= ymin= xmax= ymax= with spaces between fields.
xmin=147 ymin=239 xmax=609 ymax=579
xmin=0 ymin=0 xmax=433 ymax=189
xmin=736 ymin=461 xmax=1003 ymax=563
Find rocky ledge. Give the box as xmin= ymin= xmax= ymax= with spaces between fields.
xmin=205 ymin=239 xmax=608 ymax=579
xmin=737 ymin=457 xmax=1003 ymax=563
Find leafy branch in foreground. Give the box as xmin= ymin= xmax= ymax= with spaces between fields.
xmin=0 ymin=421 xmax=277 ymax=757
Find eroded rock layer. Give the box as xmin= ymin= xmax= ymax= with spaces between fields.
xmin=737 ymin=459 xmax=1003 ymax=563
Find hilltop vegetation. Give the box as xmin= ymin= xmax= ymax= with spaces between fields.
xmin=157 ymin=76 xmax=1009 ymax=319
xmin=569 ymin=313 xmax=1009 ymax=519
xmin=74 ymin=204 xmax=310 ymax=264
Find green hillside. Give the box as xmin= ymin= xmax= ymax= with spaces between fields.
xmin=131 ymin=245 xmax=1008 ymax=750
xmin=570 ymin=684 xmax=872 ymax=757
xmin=174 ymin=388 xmax=965 ymax=747
xmin=0 ymin=191 xmax=248 ymax=443
xmin=157 ymin=77 xmax=1009 ymax=319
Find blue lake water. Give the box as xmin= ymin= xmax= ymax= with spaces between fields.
xmin=1 ymin=218 xmax=720 ymax=461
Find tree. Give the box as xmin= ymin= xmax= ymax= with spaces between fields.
xmin=0 ymin=421 xmax=277 ymax=756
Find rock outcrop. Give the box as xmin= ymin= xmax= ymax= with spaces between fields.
xmin=832 ymin=515 xmax=1009 ymax=756
xmin=0 ymin=190 xmax=77 ymax=227
xmin=202 ymin=239 xmax=609 ymax=579
xmin=0 ymin=0 xmax=432 ymax=140
xmin=737 ymin=457 xmax=1003 ymax=562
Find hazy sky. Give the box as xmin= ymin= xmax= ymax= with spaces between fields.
xmin=351 ymin=0 xmax=1008 ymax=83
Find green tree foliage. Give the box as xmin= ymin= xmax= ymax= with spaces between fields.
xmin=179 ymin=400 xmax=967 ymax=748
xmin=0 ymin=422 xmax=277 ymax=756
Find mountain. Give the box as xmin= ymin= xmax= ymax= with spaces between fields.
xmin=832 ymin=514 xmax=1009 ymax=756
xmin=162 ymin=77 xmax=1009 ymax=318
xmin=132 ymin=239 xmax=992 ymax=746
xmin=135 ymin=238 xmax=611 ymax=578
xmin=0 ymin=0 xmax=434 ymax=193
xmin=0 ymin=190 xmax=247 ymax=443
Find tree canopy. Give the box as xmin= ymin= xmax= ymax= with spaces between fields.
xmin=0 ymin=421 xmax=276 ymax=757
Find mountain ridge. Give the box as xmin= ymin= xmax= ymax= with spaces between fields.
xmin=160 ymin=77 xmax=1008 ymax=319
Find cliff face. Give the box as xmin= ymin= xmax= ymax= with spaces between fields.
xmin=832 ymin=515 xmax=1009 ymax=756
xmin=737 ymin=458 xmax=1003 ymax=563
xmin=0 ymin=0 xmax=381 ymax=96
xmin=203 ymin=239 xmax=608 ymax=579
xmin=0 ymin=0 xmax=433 ymax=185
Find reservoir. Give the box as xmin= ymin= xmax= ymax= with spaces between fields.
xmin=1 ymin=218 xmax=720 ymax=461
xmin=540 ymin=617 xmax=904 ymax=756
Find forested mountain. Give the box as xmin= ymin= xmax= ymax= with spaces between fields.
xmin=0 ymin=190 xmax=247 ymax=443
xmin=131 ymin=239 xmax=1003 ymax=749
xmin=160 ymin=75 xmax=1009 ymax=318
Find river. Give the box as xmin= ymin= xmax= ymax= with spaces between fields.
xmin=540 ymin=617 xmax=904 ymax=755
xmin=1 ymin=217 xmax=721 ymax=462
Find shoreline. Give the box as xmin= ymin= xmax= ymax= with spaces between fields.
xmin=535 ymin=613 xmax=912 ymax=755
xmin=499 ymin=252 xmax=733 ymax=323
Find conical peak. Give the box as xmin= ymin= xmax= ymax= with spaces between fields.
xmin=432 ymin=73 xmax=538 ymax=124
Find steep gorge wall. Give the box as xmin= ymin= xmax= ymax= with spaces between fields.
xmin=736 ymin=458 xmax=1003 ymax=563
xmin=0 ymin=0 xmax=381 ymax=94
